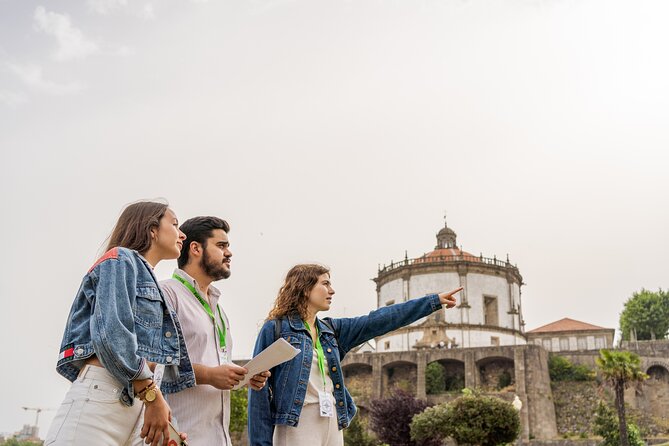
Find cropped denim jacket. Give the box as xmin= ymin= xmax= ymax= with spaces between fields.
xmin=55 ymin=247 xmax=195 ymax=406
xmin=247 ymin=293 xmax=442 ymax=445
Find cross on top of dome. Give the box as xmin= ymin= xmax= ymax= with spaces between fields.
xmin=436 ymin=214 xmax=457 ymax=249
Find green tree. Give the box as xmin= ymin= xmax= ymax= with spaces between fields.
xmin=426 ymin=362 xmax=446 ymax=395
xmin=619 ymin=288 xmax=669 ymax=341
xmin=411 ymin=392 xmax=520 ymax=446
xmin=230 ymin=388 xmax=248 ymax=433
xmin=1 ymin=439 xmax=42 ymax=446
xmin=596 ymin=350 xmax=648 ymax=446
xmin=593 ymin=400 xmax=645 ymax=446
xmin=343 ymin=416 xmax=379 ymax=446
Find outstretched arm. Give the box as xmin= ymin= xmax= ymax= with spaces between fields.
xmin=329 ymin=287 xmax=462 ymax=355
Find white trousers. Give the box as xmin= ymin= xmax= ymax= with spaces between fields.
xmin=45 ymin=365 xmax=146 ymax=446
xmin=273 ymin=403 xmax=344 ymax=446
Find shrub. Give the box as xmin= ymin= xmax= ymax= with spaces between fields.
xmin=2 ymin=440 xmax=43 ymax=446
xmin=549 ymin=355 xmax=595 ymax=381
xmin=426 ymin=362 xmax=446 ymax=395
xmin=409 ymin=403 xmax=451 ymax=444
xmin=497 ymin=370 xmax=512 ymax=389
xmin=593 ymin=400 xmax=645 ymax=446
xmin=369 ymin=389 xmax=439 ymax=446
xmin=344 ymin=415 xmax=379 ymax=446
xmin=411 ymin=393 xmax=520 ymax=446
xmin=230 ymin=388 xmax=247 ymax=433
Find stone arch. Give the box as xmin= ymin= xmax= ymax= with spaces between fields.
xmin=633 ymin=361 xmax=669 ymax=419
xmin=476 ymin=356 xmax=515 ymax=390
xmin=342 ymin=363 xmax=373 ymax=400
xmin=382 ymin=360 xmax=418 ymax=396
xmin=426 ymin=359 xmax=465 ymax=394
xmin=646 ymin=363 xmax=669 ymax=383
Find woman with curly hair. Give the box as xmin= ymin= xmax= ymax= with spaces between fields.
xmin=248 ymin=263 xmax=462 ymax=446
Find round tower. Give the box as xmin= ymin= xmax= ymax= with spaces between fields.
xmin=373 ymin=220 xmax=526 ymax=351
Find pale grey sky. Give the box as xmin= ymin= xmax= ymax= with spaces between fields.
xmin=1 ymin=0 xmax=667 ymax=437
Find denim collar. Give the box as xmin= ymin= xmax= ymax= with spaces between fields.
xmin=286 ymin=312 xmax=334 ymax=335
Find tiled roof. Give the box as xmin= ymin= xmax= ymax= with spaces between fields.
xmin=415 ymin=248 xmax=481 ymax=263
xmin=527 ymin=318 xmax=610 ymax=334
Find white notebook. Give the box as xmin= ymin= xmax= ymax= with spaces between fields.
xmin=232 ymin=338 xmax=301 ymax=390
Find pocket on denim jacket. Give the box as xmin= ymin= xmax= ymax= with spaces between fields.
xmin=321 ymin=336 xmax=340 ymax=358
xmin=134 ymin=283 xmax=164 ymax=328
xmin=286 ymin=336 xmax=301 ymax=350
xmin=277 ymin=336 xmax=302 ymax=394
xmin=134 ymin=283 xmax=165 ymax=354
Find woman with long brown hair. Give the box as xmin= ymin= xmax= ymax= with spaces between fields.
xmin=46 ymin=201 xmax=193 ymax=446
xmin=248 ymin=263 xmax=462 ymax=446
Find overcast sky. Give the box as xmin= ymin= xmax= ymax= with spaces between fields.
xmin=1 ymin=0 xmax=668 ymax=437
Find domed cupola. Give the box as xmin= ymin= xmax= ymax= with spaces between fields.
xmin=436 ymin=220 xmax=457 ymax=249
xmin=374 ymin=215 xmax=526 ymax=351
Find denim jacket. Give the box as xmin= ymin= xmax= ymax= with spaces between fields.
xmin=247 ymin=293 xmax=442 ymax=445
xmin=55 ymin=247 xmax=196 ymax=406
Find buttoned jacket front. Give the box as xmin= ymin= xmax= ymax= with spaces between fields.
xmin=55 ymin=247 xmax=195 ymax=406
xmin=248 ymin=293 xmax=443 ymax=446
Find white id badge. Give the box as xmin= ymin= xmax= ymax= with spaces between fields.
xmin=318 ymin=391 xmax=334 ymax=418
xmin=153 ymin=364 xmax=165 ymax=387
xmin=218 ymin=347 xmax=229 ymax=364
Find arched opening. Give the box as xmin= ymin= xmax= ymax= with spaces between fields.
xmin=647 ymin=365 xmax=669 ymax=383
xmin=343 ymin=363 xmax=373 ymax=400
xmin=477 ymin=356 xmax=515 ymax=391
xmin=382 ymin=361 xmax=417 ymax=396
xmin=426 ymin=359 xmax=465 ymax=394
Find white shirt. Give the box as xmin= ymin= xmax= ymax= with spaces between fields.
xmin=161 ymin=269 xmax=233 ymax=446
xmin=304 ymin=349 xmax=335 ymax=405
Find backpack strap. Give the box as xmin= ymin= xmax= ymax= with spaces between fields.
xmin=274 ymin=318 xmax=282 ymax=341
xmin=321 ymin=318 xmax=335 ymax=335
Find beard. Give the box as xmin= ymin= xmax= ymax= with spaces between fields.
xmin=201 ymin=249 xmax=231 ymax=281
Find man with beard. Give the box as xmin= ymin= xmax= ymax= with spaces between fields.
xmin=161 ymin=216 xmax=269 ymax=445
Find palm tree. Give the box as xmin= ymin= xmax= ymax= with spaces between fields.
xmin=596 ymin=349 xmax=648 ymax=446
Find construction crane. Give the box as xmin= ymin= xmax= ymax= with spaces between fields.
xmin=21 ymin=407 xmax=52 ymax=429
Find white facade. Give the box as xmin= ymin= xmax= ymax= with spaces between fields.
xmin=377 ymin=329 xmax=525 ymax=352
xmin=532 ymin=334 xmax=610 ymax=352
xmin=374 ymin=222 xmax=526 ymax=352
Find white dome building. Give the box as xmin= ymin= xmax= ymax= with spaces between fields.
xmin=374 ymin=220 xmax=526 ymax=351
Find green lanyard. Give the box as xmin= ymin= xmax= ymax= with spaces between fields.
xmin=172 ymin=273 xmax=226 ymax=350
xmin=304 ymin=320 xmax=327 ymax=390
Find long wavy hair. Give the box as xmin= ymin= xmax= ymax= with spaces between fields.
xmin=267 ymin=264 xmax=330 ymax=320
xmin=105 ymin=200 xmax=169 ymax=255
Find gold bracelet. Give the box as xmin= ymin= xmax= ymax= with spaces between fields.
xmin=136 ymin=381 xmax=158 ymax=403
xmin=136 ymin=380 xmax=154 ymax=396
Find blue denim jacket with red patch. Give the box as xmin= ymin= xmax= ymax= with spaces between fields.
xmin=247 ymin=293 xmax=442 ymax=445
xmin=55 ymin=247 xmax=195 ymax=406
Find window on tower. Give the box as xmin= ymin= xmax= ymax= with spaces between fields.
xmin=484 ymin=296 xmax=499 ymax=326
